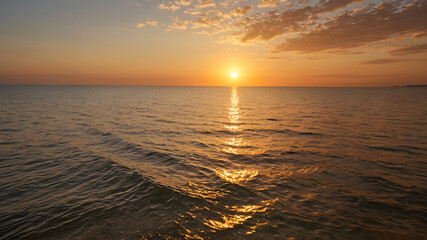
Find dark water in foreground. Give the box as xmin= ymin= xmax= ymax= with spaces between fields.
xmin=0 ymin=86 xmax=426 ymax=240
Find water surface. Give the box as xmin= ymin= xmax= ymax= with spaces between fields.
xmin=0 ymin=86 xmax=426 ymax=239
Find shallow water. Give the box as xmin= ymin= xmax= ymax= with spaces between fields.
xmin=0 ymin=86 xmax=426 ymax=239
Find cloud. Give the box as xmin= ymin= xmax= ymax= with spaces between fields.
xmin=360 ymin=58 xmax=427 ymax=64
xmin=136 ymin=23 xmax=145 ymax=29
xmin=388 ymin=43 xmax=427 ymax=55
xmin=146 ymin=20 xmax=158 ymax=26
xmin=142 ymin=0 xmax=427 ymax=57
xmin=360 ymin=59 xmax=407 ymax=64
xmin=230 ymin=6 xmax=252 ymax=16
xmin=195 ymin=0 xmax=216 ymax=9
xmin=190 ymin=9 xmax=226 ymax=29
xmin=159 ymin=0 xmax=192 ymax=11
xmin=159 ymin=3 xmax=181 ymax=11
xmin=193 ymin=16 xmax=221 ymax=28
xmin=273 ymin=1 xmax=427 ymax=53
xmin=240 ymin=0 xmax=363 ymax=42
xmin=179 ymin=0 xmax=192 ymax=6
xmin=258 ymin=0 xmax=281 ymax=8
xmin=167 ymin=18 xmax=189 ymax=30
xmin=233 ymin=0 xmax=427 ymax=54
xmin=316 ymin=0 xmax=364 ymax=13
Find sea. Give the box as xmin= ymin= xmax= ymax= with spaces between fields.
xmin=0 ymin=85 xmax=426 ymax=239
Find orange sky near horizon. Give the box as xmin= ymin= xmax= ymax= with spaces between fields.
xmin=1 ymin=0 xmax=426 ymax=87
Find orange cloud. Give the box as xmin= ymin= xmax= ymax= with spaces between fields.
xmin=146 ymin=20 xmax=158 ymax=27
xmin=230 ymin=6 xmax=252 ymax=16
xmin=145 ymin=0 xmax=427 ymax=57
xmin=195 ymin=0 xmax=216 ymax=9
xmin=159 ymin=0 xmax=192 ymax=11
xmin=388 ymin=43 xmax=427 ymax=56
xmin=167 ymin=18 xmax=189 ymax=30
xmin=272 ymin=1 xmax=427 ymax=53
xmin=360 ymin=59 xmax=410 ymax=64
xmin=258 ymin=0 xmax=280 ymax=8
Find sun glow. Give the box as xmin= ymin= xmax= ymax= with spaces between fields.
xmin=231 ymin=72 xmax=238 ymax=78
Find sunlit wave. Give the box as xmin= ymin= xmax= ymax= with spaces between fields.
xmin=215 ymin=169 xmax=258 ymax=184
xmin=224 ymin=137 xmax=244 ymax=147
xmin=224 ymin=124 xmax=241 ymax=132
xmin=180 ymin=181 xmax=227 ymax=200
xmin=204 ymin=200 xmax=275 ymax=231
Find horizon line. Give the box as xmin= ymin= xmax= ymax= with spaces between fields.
xmin=1 ymin=83 xmax=426 ymax=88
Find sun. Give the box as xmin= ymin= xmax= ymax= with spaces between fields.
xmin=231 ymin=72 xmax=238 ymax=78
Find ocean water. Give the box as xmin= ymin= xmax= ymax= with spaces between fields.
xmin=0 ymin=86 xmax=426 ymax=240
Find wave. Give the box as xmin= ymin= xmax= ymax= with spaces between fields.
xmin=197 ymin=128 xmax=323 ymax=137
xmin=0 ymin=128 xmax=19 ymax=132
xmin=0 ymin=141 xmax=17 ymax=145
xmin=1 ymin=143 xmax=212 ymax=240
xmin=247 ymin=128 xmax=324 ymax=136
xmin=369 ymin=146 xmax=418 ymax=154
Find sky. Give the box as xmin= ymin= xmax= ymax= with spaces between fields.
xmin=0 ymin=0 xmax=426 ymax=86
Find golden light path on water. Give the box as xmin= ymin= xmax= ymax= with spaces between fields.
xmin=222 ymin=87 xmax=267 ymax=156
xmin=206 ymin=87 xmax=270 ymax=233
xmin=219 ymin=87 xmax=259 ymax=182
xmin=174 ymin=87 xmax=321 ymax=238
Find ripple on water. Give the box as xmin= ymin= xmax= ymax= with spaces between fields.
xmin=0 ymin=86 xmax=426 ymax=239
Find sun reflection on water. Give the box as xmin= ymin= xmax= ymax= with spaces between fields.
xmin=204 ymin=200 xmax=275 ymax=231
xmin=223 ymin=87 xmax=244 ymax=151
xmin=219 ymin=88 xmax=259 ymax=183
xmin=224 ymin=137 xmax=244 ymax=147
xmin=223 ymin=125 xmax=241 ymax=132
xmin=224 ymin=87 xmax=242 ymax=131
xmin=179 ymin=87 xmax=276 ymax=237
xmin=222 ymin=87 xmax=267 ymax=155
xmin=215 ymin=169 xmax=258 ymax=184
xmin=182 ymin=181 xmax=227 ymax=200
xmin=204 ymin=87 xmax=266 ymax=232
